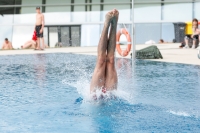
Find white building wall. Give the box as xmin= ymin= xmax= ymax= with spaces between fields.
xmin=134 ymin=4 xmax=161 ymax=22
xmin=81 ymin=25 xmax=100 ymax=46
xmin=194 ymin=2 xmax=200 ymax=19
xmin=163 ymin=3 xmax=192 ymax=21
xmin=1 ymin=1 xmax=200 ymax=48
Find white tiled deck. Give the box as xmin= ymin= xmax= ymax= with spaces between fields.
xmin=0 ymin=43 xmax=199 ymax=65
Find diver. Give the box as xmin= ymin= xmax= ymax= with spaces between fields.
xmin=90 ymin=9 xmax=119 ymax=93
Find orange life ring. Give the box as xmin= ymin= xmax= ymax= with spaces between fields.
xmin=116 ymin=28 xmax=132 ymax=57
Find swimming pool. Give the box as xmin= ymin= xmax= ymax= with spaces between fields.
xmin=0 ymin=53 xmax=200 ymax=133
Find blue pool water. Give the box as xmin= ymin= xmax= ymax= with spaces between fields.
xmin=0 ymin=53 xmax=200 ymax=133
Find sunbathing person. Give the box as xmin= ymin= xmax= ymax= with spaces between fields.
xmin=21 ymin=31 xmax=49 ymax=49
xmin=21 ymin=31 xmax=37 ymax=49
xmin=90 ymin=9 xmax=119 ymax=93
xmin=159 ymin=39 xmax=164 ymax=43
xmin=2 ymin=38 xmax=13 ymax=50
xmin=21 ymin=41 xmax=49 ymax=49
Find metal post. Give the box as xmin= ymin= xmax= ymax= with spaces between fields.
xmin=192 ymin=0 xmax=194 ymax=19
xmin=131 ymin=0 xmax=135 ymax=60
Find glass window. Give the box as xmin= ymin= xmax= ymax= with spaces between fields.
xmin=21 ymin=0 xmax=42 ymax=5
xmin=103 ymin=0 xmax=130 ymax=3
xmin=20 ymin=7 xmax=38 ymax=14
xmin=45 ymin=6 xmax=71 ymax=13
xmin=74 ymin=0 xmax=84 ymax=4
xmin=74 ymin=0 xmax=85 ymax=12
xmin=0 ymin=7 xmax=14 ymax=15
xmin=15 ymin=0 xmax=22 ymax=5
xmin=163 ymin=3 xmax=192 ymax=21
xmin=0 ymin=26 xmax=13 ymax=48
xmin=92 ymin=0 xmax=100 ymax=3
xmin=0 ymin=0 xmax=15 ymax=5
xmin=46 ymin=0 xmax=70 ymax=4
xmin=134 ymin=4 xmax=161 ymax=22
xmin=71 ymin=26 xmax=81 ymax=47
xmin=15 ymin=7 xmax=21 ymax=14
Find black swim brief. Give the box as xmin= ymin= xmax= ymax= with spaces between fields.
xmin=35 ymin=25 xmax=43 ymax=38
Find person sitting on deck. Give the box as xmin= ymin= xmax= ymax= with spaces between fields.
xmin=159 ymin=39 xmax=171 ymax=44
xmin=183 ymin=18 xmax=200 ymax=49
xmin=1 ymin=38 xmax=13 ymax=50
xmin=21 ymin=31 xmax=49 ymax=49
xmin=159 ymin=39 xmax=164 ymax=43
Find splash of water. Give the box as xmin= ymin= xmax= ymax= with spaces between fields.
xmin=168 ymin=110 xmax=191 ymax=117
xmin=65 ymin=58 xmax=137 ymax=104
xmin=168 ymin=109 xmax=200 ymax=118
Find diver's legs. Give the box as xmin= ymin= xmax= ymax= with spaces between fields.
xmin=105 ymin=9 xmax=119 ymax=90
xmin=90 ymin=11 xmax=114 ymax=92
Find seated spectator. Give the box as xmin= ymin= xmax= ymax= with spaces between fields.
xmin=21 ymin=31 xmax=49 ymax=49
xmin=21 ymin=40 xmax=37 ymax=49
xmin=159 ymin=39 xmax=164 ymax=43
xmin=1 ymin=38 xmax=13 ymax=50
xmin=21 ymin=41 xmax=49 ymax=49
xmin=159 ymin=39 xmax=171 ymax=44
xmin=21 ymin=31 xmax=37 ymax=49
xmin=183 ymin=18 xmax=200 ymax=49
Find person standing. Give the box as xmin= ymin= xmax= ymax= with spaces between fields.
xmin=1 ymin=38 xmax=13 ymax=50
xmin=35 ymin=7 xmax=45 ymax=50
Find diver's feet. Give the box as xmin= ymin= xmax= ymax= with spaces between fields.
xmin=105 ymin=10 xmax=114 ymax=25
xmin=110 ymin=9 xmax=119 ymax=27
xmin=113 ymin=9 xmax=119 ymax=23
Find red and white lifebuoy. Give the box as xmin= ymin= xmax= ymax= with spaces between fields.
xmin=116 ymin=28 xmax=132 ymax=57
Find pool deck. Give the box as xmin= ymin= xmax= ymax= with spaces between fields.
xmin=0 ymin=43 xmax=199 ymax=66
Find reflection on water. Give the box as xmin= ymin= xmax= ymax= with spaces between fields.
xmin=34 ymin=54 xmax=46 ymax=88
xmin=0 ymin=53 xmax=200 ymax=133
